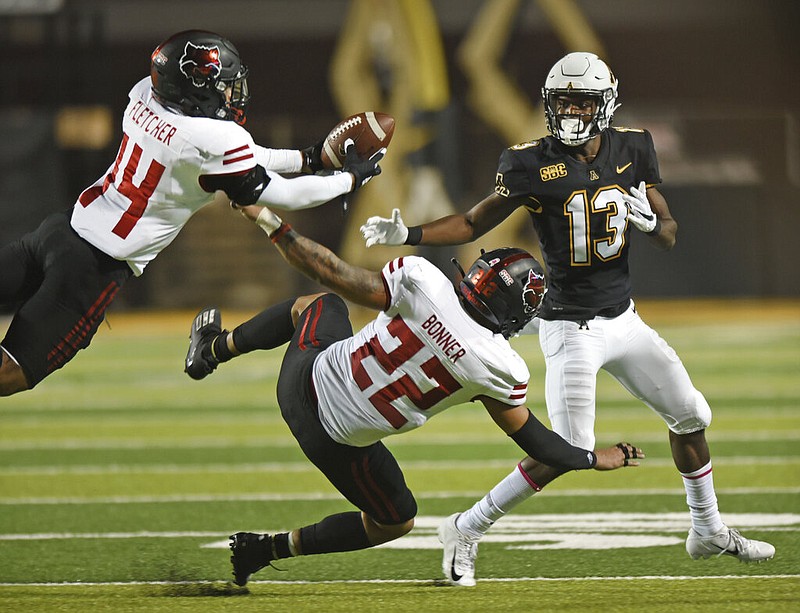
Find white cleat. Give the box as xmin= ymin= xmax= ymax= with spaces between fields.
xmin=438 ymin=513 xmax=478 ymax=587
xmin=686 ymin=526 xmax=775 ymax=563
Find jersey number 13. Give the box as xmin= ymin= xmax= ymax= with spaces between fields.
xmin=565 ymin=186 xmax=628 ymax=265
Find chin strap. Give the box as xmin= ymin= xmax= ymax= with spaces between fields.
xmin=450 ymin=257 xmax=466 ymax=280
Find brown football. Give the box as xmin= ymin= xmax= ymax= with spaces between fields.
xmin=320 ymin=111 xmax=395 ymax=169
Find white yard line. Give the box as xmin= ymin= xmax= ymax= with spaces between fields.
xmin=0 ymin=575 xmax=797 ymax=587
xmin=1 ymin=430 xmax=798 ymax=450
xmin=1 ymin=456 xmax=798 ymax=476
xmin=2 ymin=512 xmax=798 ymax=542
xmin=1 ymin=486 xmax=799 ymax=506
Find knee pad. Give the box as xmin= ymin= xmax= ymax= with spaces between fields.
xmin=563 ymin=360 xmax=595 ymax=408
xmin=668 ymin=389 xmax=712 ymax=435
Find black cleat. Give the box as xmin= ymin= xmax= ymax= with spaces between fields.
xmin=229 ymin=532 xmax=275 ymax=586
xmin=185 ymin=307 xmax=224 ymax=380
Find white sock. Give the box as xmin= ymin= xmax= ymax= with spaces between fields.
xmin=456 ymin=464 xmax=541 ymax=540
xmin=681 ymin=461 xmax=725 ymax=536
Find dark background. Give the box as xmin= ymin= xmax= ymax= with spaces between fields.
xmin=2 ymin=0 xmax=798 ymax=309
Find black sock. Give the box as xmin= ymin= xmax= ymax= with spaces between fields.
xmin=232 ymin=299 xmax=296 ymax=353
xmin=272 ymin=532 xmax=293 ymax=559
xmin=298 ymin=511 xmax=371 ymax=555
xmin=211 ymin=333 xmax=234 ymax=363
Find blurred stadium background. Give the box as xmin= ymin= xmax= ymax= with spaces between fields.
xmin=1 ymin=0 xmax=798 ymax=311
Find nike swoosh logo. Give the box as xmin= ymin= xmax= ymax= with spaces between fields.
xmin=449 ymin=553 xmax=463 ymax=582
xmin=616 ymin=162 xmax=632 ymax=174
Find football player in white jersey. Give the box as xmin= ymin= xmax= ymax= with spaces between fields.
xmin=183 ymin=204 xmax=643 ymax=586
xmin=359 ymin=51 xmax=775 ymax=583
xmin=0 ymin=30 xmax=381 ymax=396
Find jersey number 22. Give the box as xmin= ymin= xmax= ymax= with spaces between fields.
xmin=351 ymin=314 xmax=462 ymax=429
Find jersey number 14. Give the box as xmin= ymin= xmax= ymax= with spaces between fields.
xmin=78 ymin=133 xmax=165 ymax=239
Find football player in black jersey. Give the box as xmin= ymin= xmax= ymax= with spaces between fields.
xmin=360 ymin=51 xmax=774 ymax=585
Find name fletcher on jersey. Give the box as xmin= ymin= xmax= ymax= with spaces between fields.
xmin=127 ymin=99 xmax=178 ymax=146
xmin=421 ymin=313 xmax=466 ymax=363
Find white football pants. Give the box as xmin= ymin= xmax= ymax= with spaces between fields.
xmin=538 ymin=301 xmax=712 ymax=449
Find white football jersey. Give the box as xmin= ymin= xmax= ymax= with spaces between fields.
xmin=71 ymin=78 xmax=260 ymax=276
xmin=313 ymin=256 xmax=530 ymax=447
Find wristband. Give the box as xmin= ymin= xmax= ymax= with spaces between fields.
xmin=269 ymin=222 xmax=292 ymax=243
xmin=405 ymin=225 xmax=422 ymax=245
xmin=646 ymin=218 xmax=662 ymax=237
xmin=255 ymin=207 xmax=283 ymax=235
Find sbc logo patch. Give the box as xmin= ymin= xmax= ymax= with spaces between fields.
xmin=540 ymin=163 xmax=567 ymax=182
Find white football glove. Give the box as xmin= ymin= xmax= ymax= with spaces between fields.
xmin=622 ymin=181 xmax=657 ymax=233
xmin=360 ymin=208 xmax=409 ymax=247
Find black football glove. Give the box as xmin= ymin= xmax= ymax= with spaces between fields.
xmin=343 ymin=140 xmax=384 ymax=193
xmin=301 ymin=137 xmax=325 ymax=173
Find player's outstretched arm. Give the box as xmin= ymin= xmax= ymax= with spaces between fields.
xmin=238 ymin=204 xmax=387 ymax=311
xmin=360 ymin=192 xmax=523 ymax=247
xmin=480 ymin=396 xmax=643 ymax=471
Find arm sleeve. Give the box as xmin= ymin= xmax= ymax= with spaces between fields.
xmin=253 ymin=145 xmax=304 ymax=174
xmin=255 ymin=170 xmax=353 ymax=210
xmin=510 ymin=411 xmax=597 ymax=470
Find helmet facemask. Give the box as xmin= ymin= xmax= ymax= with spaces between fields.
xmin=455 ymin=248 xmax=546 ymax=339
xmin=221 ymin=65 xmax=250 ymax=125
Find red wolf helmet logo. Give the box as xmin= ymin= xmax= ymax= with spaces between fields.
xmin=522 ymin=268 xmax=545 ymax=315
xmin=179 ymin=42 xmax=221 ymax=88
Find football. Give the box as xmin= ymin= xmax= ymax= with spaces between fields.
xmin=320 ymin=111 xmax=395 ymax=170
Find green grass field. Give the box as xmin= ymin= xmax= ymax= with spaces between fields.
xmin=1 ymin=300 xmax=799 ymax=612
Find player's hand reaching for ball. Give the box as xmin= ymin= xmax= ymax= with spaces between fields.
xmin=360 ymin=208 xmax=409 ymax=247
xmin=593 ymin=442 xmax=644 ymax=470
xmin=343 ymin=139 xmax=384 ymax=192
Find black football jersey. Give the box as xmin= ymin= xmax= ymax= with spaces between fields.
xmin=494 ymin=127 xmax=661 ymax=316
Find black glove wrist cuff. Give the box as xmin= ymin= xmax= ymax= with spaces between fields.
xmin=646 ymin=219 xmax=662 ymax=236
xmin=405 ymin=226 xmax=422 ymax=245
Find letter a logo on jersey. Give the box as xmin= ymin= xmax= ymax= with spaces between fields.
xmin=179 ymin=42 xmax=221 ymax=87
